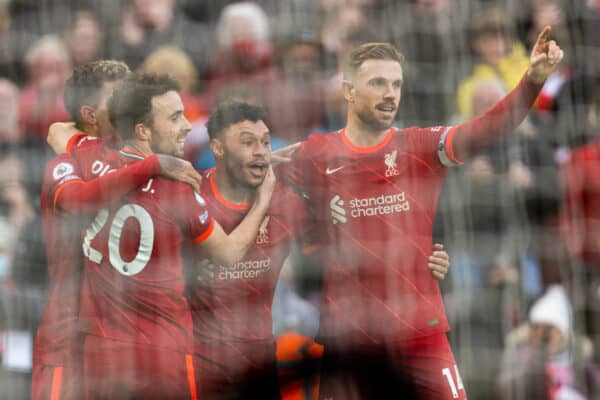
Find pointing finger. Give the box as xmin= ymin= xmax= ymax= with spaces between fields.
xmin=535 ymin=25 xmax=552 ymax=49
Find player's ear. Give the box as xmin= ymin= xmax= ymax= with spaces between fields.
xmin=134 ymin=123 xmax=151 ymax=142
xmin=342 ymin=80 xmax=355 ymax=102
xmin=210 ymin=138 xmax=224 ymax=159
xmin=80 ymin=105 xmax=97 ymax=126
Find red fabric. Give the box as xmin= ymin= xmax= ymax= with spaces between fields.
xmin=31 ymin=363 xmax=81 ymax=400
xmin=70 ymin=141 xmax=212 ymax=354
xmin=559 ymin=139 xmax=600 ymax=265
xmin=279 ymin=127 xmax=451 ymax=344
xmin=83 ymin=335 xmax=196 ymax=400
xmin=188 ymin=170 xmax=308 ymax=394
xmin=56 ymin=155 xmax=160 ymax=213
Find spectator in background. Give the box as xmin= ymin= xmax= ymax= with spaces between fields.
xmin=498 ymin=285 xmax=589 ymax=400
xmin=455 ymin=7 xmax=530 ymax=120
xmin=204 ymin=1 xmax=275 ymax=105
xmin=383 ymin=0 xmax=471 ymax=126
xmin=263 ymin=33 xmax=326 ymax=142
xmin=139 ymin=45 xmax=207 ymax=124
xmin=559 ymin=81 xmax=600 ymax=364
xmin=111 ymin=0 xmax=212 ymax=73
xmin=18 ymin=35 xmax=70 ymax=145
xmin=63 ymin=11 xmax=103 ymax=68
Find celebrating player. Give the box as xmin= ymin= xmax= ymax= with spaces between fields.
xmin=34 ymin=61 xmax=201 ymax=400
xmin=68 ymin=73 xmax=274 ymax=399
xmin=186 ymin=100 xmax=452 ymax=399
xmin=277 ymin=26 xmax=563 ymax=399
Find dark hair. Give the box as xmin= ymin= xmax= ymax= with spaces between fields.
xmin=108 ymin=73 xmax=180 ymax=140
xmin=205 ymin=100 xmax=267 ymax=140
xmin=344 ymin=43 xmax=404 ymax=78
xmin=64 ymin=60 xmax=130 ymax=126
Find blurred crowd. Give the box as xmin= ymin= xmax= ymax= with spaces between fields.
xmin=0 ymin=0 xmax=599 ymax=399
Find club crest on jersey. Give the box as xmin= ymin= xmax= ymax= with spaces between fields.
xmin=53 ymin=162 xmax=74 ymax=180
xmin=256 ymin=216 xmax=270 ymax=244
xmin=384 ymin=149 xmax=399 ymax=177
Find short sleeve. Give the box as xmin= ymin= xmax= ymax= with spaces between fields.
xmin=171 ymin=186 xmax=215 ymax=243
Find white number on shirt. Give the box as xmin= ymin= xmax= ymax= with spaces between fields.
xmin=442 ymin=364 xmax=464 ymax=399
xmin=82 ymin=204 xmax=155 ymax=276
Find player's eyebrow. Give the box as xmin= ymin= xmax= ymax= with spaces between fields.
xmin=239 ymin=131 xmax=270 ymax=138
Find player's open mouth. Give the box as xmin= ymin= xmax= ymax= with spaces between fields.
xmin=376 ymin=104 xmax=396 ymax=116
xmin=248 ymin=161 xmax=267 ymax=177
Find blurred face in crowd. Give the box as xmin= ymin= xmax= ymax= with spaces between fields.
xmin=473 ymin=30 xmax=509 ymax=65
xmin=345 ymin=59 xmax=403 ymax=132
xmin=67 ymin=13 xmax=102 ymax=65
xmin=0 ymin=80 xmax=20 ymax=142
xmin=215 ymin=120 xmax=271 ymax=190
xmin=30 ymin=48 xmax=70 ymax=92
xmin=529 ymin=322 xmax=567 ymax=355
xmin=134 ymin=0 xmax=174 ymax=28
xmin=147 ymin=90 xmax=191 ymax=157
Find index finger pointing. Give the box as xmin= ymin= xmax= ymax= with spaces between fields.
xmin=535 ymin=26 xmax=552 ymax=47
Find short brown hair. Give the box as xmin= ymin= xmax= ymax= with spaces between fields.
xmin=108 ymin=73 xmax=180 ymax=140
xmin=64 ymin=60 xmax=130 ymax=125
xmin=344 ymin=43 xmax=404 ymax=78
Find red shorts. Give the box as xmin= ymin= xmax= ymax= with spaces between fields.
xmin=31 ymin=363 xmax=81 ymax=400
xmin=194 ymin=338 xmax=280 ymax=399
xmin=318 ymin=333 xmax=467 ymax=400
xmin=82 ymin=335 xmax=197 ymax=400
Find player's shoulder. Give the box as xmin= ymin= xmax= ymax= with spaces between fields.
xmin=398 ymin=125 xmax=448 ymax=136
xmin=302 ymin=130 xmax=343 ymax=157
xmin=44 ymin=153 xmax=80 ymax=181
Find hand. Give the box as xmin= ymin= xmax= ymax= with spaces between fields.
xmin=47 ymin=121 xmax=79 ymax=153
xmin=156 ymin=154 xmax=202 ymax=193
xmin=429 ymin=243 xmax=450 ymax=281
xmin=255 ymin=165 xmax=276 ymax=206
xmin=527 ymin=26 xmax=564 ymax=84
xmin=271 ymin=142 xmax=301 ymax=164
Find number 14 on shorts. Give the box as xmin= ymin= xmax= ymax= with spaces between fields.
xmin=442 ymin=364 xmax=464 ymax=399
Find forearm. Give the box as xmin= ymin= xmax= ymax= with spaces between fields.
xmin=56 ymin=155 xmax=160 ymax=213
xmin=211 ymin=201 xmax=270 ymax=267
xmin=451 ymin=73 xmax=544 ymax=162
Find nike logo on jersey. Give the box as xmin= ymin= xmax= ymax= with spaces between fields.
xmin=326 ymin=166 xmax=345 ymax=175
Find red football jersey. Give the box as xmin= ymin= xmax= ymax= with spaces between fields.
xmin=187 ymin=171 xmax=308 ymax=345
xmin=37 ymin=154 xmax=88 ymax=365
xmin=279 ymin=126 xmax=458 ymax=345
xmin=70 ymin=141 xmax=214 ymax=353
xmin=560 ymin=139 xmax=600 ymax=264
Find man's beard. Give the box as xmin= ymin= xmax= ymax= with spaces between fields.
xmin=356 ymin=108 xmax=395 ymax=132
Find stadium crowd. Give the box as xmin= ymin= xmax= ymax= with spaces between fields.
xmin=0 ymin=0 xmax=599 ymax=399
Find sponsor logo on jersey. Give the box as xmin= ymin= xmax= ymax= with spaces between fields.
xmin=52 ymin=162 xmax=74 ymax=180
xmin=326 ymin=165 xmax=345 ymax=175
xmin=384 ymin=149 xmax=399 ymax=177
xmin=196 ymin=257 xmax=272 ymax=281
xmin=256 ymin=216 xmax=270 ymax=244
xmin=329 ymin=192 xmax=410 ymax=224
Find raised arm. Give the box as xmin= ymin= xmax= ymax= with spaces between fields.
xmin=196 ymin=166 xmax=276 ymax=267
xmin=446 ymin=26 xmax=564 ymax=164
